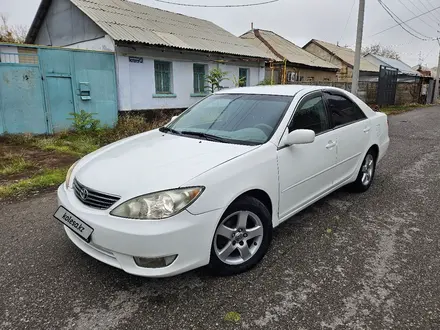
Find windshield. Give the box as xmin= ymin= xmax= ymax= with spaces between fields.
xmin=166 ymin=94 xmax=293 ymax=145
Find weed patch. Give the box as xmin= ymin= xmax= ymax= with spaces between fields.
xmin=0 ymin=155 xmax=34 ymax=176
xmin=0 ymin=168 xmax=66 ymax=199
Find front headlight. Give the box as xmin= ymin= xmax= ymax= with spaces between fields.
xmin=65 ymin=160 xmax=79 ymax=189
xmin=110 ymin=187 xmax=204 ymax=220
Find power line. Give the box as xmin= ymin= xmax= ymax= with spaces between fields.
xmin=377 ymin=0 xmax=433 ymax=40
xmin=397 ymin=0 xmax=437 ymax=29
xmin=415 ymin=0 xmax=440 ymax=24
xmin=369 ymin=3 xmax=440 ymax=37
xmin=152 ymin=0 xmax=280 ymax=7
xmin=338 ymin=0 xmax=356 ymax=44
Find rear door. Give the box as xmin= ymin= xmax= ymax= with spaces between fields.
xmin=277 ymin=92 xmax=338 ymax=219
xmin=323 ymin=91 xmax=371 ymax=186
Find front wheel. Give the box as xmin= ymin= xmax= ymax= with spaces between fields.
xmin=350 ymin=150 xmax=376 ymax=192
xmin=208 ymin=196 xmax=272 ymax=276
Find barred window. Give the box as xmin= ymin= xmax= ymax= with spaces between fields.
xmin=193 ymin=64 xmax=206 ymax=93
xmin=154 ymin=61 xmax=172 ymax=94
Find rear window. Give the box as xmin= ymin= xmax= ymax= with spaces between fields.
xmin=324 ymin=93 xmax=366 ymax=127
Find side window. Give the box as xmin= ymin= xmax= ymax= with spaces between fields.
xmin=324 ymin=93 xmax=366 ymax=127
xmin=289 ymin=95 xmax=329 ymax=134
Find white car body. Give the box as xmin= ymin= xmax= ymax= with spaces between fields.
xmin=56 ymin=85 xmax=389 ymax=277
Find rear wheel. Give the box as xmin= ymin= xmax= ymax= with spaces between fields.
xmin=350 ymin=149 xmax=376 ymax=192
xmin=208 ymin=196 xmax=272 ymax=276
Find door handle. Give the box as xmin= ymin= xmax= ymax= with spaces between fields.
xmin=326 ymin=141 xmax=337 ymax=149
xmin=363 ymin=127 xmax=371 ymax=133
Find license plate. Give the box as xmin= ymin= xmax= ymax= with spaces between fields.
xmin=54 ymin=206 xmax=94 ymax=242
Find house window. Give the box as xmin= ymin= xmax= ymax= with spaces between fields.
xmin=239 ymin=68 xmax=249 ymax=87
xmin=193 ymin=64 xmax=206 ymax=93
xmin=154 ymin=61 xmax=172 ymax=94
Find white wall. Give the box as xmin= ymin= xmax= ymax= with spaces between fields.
xmin=116 ymin=46 xmax=266 ymax=111
xmin=0 ymin=45 xmax=19 ymax=63
xmin=65 ymin=35 xmax=115 ymax=52
xmin=34 ymin=0 xmax=105 ymax=46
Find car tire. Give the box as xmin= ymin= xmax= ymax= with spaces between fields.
xmin=350 ymin=148 xmax=377 ymax=193
xmin=208 ymin=195 xmax=272 ymax=276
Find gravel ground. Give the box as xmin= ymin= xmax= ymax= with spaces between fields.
xmin=1 ymin=107 xmax=440 ymax=330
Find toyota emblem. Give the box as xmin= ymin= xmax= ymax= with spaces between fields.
xmin=79 ymin=187 xmax=88 ymax=200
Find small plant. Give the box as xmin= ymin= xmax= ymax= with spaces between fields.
xmin=205 ymin=68 xmax=229 ymax=93
xmin=69 ymin=110 xmax=100 ymax=133
xmin=232 ymin=75 xmax=246 ymax=87
xmin=257 ymin=78 xmax=274 ymax=86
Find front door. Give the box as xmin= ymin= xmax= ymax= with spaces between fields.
xmin=46 ymin=77 xmax=75 ymax=132
xmin=277 ymin=92 xmax=337 ymax=220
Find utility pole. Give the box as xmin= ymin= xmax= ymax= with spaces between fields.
xmin=351 ymin=0 xmax=366 ymax=96
xmin=434 ymin=41 xmax=440 ymax=103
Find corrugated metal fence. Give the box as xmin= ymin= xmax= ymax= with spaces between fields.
xmin=291 ymin=80 xmax=422 ymax=105
xmin=0 ymin=44 xmax=118 ymax=134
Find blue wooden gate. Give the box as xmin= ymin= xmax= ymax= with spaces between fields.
xmin=0 ymin=45 xmax=118 ymax=134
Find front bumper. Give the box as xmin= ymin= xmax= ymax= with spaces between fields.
xmin=57 ymin=185 xmax=224 ymax=277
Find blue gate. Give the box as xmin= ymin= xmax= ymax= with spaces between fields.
xmin=0 ymin=52 xmax=48 ymax=134
xmin=0 ymin=45 xmax=118 ymax=134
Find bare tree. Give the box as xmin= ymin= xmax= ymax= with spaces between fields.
xmin=0 ymin=14 xmax=28 ymax=43
xmin=362 ymin=43 xmax=400 ymax=60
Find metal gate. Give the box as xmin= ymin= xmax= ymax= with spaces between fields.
xmin=0 ymin=44 xmax=118 ymax=135
xmin=376 ymin=65 xmax=398 ymax=106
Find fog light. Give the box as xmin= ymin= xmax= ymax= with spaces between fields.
xmin=133 ymin=255 xmax=177 ymax=268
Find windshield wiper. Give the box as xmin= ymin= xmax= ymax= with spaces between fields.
xmin=180 ymin=131 xmax=230 ymax=143
xmin=159 ymin=127 xmax=182 ymax=135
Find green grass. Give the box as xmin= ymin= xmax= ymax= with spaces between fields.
xmin=32 ymin=135 xmax=100 ymax=156
xmin=0 ymin=168 xmax=67 ymax=199
xmin=380 ymin=104 xmax=433 ymax=115
xmin=0 ymin=155 xmax=34 ymax=176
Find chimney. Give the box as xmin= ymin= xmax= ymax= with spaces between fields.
xmin=251 ymin=22 xmax=254 ymax=30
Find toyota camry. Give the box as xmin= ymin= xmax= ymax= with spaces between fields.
xmin=55 ymin=85 xmax=389 ymax=277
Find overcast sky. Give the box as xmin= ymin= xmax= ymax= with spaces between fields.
xmin=3 ymin=0 xmax=440 ymax=67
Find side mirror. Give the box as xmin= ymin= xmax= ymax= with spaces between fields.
xmin=168 ymin=115 xmax=178 ymax=125
xmin=284 ymin=129 xmax=315 ymax=146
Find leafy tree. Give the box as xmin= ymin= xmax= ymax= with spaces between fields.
xmin=205 ymin=68 xmax=229 ymax=93
xmin=0 ymin=14 xmax=27 ymax=43
xmin=362 ymin=43 xmax=400 ymax=60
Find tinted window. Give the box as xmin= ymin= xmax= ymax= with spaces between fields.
xmin=290 ymin=95 xmax=329 ymax=134
xmin=324 ymin=93 xmax=366 ymax=127
xmin=168 ymin=94 xmax=293 ymax=144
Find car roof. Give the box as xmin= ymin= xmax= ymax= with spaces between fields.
xmin=215 ymin=84 xmax=333 ymax=96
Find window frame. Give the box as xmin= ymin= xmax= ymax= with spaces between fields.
xmin=322 ymin=90 xmax=367 ymax=130
xmin=154 ymin=60 xmax=173 ymax=94
xmin=287 ymin=91 xmax=332 ymax=136
xmin=239 ymin=68 xmax=250 ymax=87
xmin=193 ymin=63 xmax=206 ymax=94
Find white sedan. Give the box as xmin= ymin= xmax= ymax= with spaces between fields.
xmin=55 ymin=85 xmax=389 ymax=277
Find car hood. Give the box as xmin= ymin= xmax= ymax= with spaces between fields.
xmin=75 ymin=129 xmax=258 ymax=198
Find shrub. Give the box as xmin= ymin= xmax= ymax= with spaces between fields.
xmin=69 ymin=110 xmax=100 ymax=133
xmin=98 ymin=114 xmax=168 ymax=145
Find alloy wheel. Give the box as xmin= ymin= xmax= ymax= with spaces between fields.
xmin=213 ymin=211 xmax=264 ymax=265
xmin=361 ymin=154 xmax=374 ymax=186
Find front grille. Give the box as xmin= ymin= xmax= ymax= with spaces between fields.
xmin=73 ymin=178 xmax=120 ymax=210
